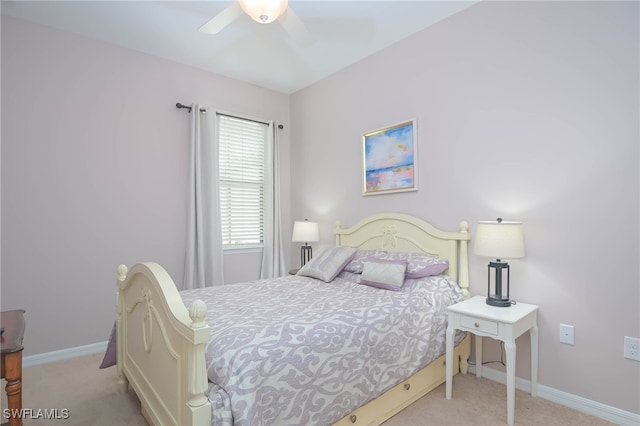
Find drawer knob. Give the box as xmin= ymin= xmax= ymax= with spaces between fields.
xmin=474 ymin=322 xmax=480 ymax=328
xmin=404 ymin=383 xmax=411 ymax=390
xmin=350 ymin=415 xmax=357 ymax=423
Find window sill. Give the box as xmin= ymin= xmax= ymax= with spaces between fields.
xmin=223 ymin=247 xmax=264 ymax=255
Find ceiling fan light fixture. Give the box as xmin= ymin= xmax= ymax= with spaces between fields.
xmin=238 ymin=0 xmax=288 ymax=24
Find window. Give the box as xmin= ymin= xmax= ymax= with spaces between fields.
xmin=218 ymin=114 xmax=267 ymax=249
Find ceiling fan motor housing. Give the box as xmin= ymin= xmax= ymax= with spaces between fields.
xmin=238 ymin=0 xmax=289 ymax=24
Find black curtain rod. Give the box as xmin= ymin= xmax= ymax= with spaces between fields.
xmin=175 ymin=102 xmax=204 ymax=113
xmin=175 ymin=102 xmax=284 ymax=129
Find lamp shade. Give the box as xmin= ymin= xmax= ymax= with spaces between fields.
xmin=292 ymin=221 xmax=319 ymax=243
xmin=474 ymin=220 xmax=525 ymax=259
xmin=238 ymin=0 xmax=288 ymax=24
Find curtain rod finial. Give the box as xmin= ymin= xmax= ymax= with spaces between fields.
xmin=176 ymin=102 xmax=192 ymax=112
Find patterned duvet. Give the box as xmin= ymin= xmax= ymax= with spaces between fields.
xmin=180 ymin=270 xmax=465 ymax=426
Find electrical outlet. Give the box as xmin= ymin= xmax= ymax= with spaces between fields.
xmin=624 ymin=336 xmax=640 ymax=361
xmin=559 ymin=324 xmax=574 ymax=345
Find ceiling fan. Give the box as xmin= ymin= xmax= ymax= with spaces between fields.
xmin=199 ymin=0 xmax=314 ymax=47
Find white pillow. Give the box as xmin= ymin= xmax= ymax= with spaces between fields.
xmin=360 ymin=260 xmax=407 ymax=291
xmin=296 ymin=246 xmax=357 ymax=282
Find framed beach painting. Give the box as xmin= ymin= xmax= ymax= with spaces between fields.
xmin=362 ymin=119 xmax=417 ymax=195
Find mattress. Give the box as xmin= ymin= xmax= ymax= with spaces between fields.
xmin=180 ymin=270 xmax=465 ymax=426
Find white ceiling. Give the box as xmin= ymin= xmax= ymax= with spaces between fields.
xmin=1 ymin=1 xmax=477 ymax=94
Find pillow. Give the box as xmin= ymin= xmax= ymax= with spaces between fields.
xmin=344 ymin=250 xmax=449 ymax=278
xmin=296 ymin=246 xmax=357 ymax=282
xmin=343 ymin=249 xmax=382 ymax=274
xmin=404 ymin=253 xmax=449 ymax=279
xmin=360 ymin=260 xmax=407 ymax=291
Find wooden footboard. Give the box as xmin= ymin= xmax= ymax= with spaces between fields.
xmin=116 ymin=263 xmax=212 ymax=426
xmin=333 ymin=334 xmax=471 ymax=426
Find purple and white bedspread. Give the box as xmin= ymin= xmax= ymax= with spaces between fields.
xmin=180 ymin=271 xmax=465 ymax=426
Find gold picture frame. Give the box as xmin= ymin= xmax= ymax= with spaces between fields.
xmin=362 ymin=119 xmax=417 ymax=195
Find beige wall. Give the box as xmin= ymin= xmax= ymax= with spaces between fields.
xmin=0 ymin=16 xmax=291 ymax=354
xmin=290 ymin=0 xmax=639 ymax=415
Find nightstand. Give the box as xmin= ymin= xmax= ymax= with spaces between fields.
xmin=445 ymin=296 xmax=538 ymax=426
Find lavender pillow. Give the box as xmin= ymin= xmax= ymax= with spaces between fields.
xmin=404 ymin=253 xmax=449 ymax=278
xmin=297 ymin=246 xmax=358 ymax=282
xmin=360 ymin=260 xmax=407 ymax=291
xmin=343 ymin=250 xmax=383 ymax=274
xmin=344 ymin=250 xmax=448 ymax=278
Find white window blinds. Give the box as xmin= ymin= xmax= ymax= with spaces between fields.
xmin=218 ymin=114 xmax=267 ymax=249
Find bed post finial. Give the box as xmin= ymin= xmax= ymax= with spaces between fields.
xmin=117 ymin=264 xmax=128 ymax=282
xmin=189 ymin=300 xmax=208 ymax=329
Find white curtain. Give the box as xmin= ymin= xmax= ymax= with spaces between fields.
xmin=260 ymin=121 xmax=286 ymax=278
xmin=183 ymin=104 xmax=225 ymax=289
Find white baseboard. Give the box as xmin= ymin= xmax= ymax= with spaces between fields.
xmin=469 ymin=365 xmax=640 ymax=426
xmin=23 ymin=341 xmax=107 ymax=368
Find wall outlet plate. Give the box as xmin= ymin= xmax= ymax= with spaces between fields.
xmin=560 ymin=324 xmax=574 ymax=345
xmin=624 ymin=336 xmax=640 ymax=361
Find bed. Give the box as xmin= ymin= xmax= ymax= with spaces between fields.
xmin=115 ymin=212 xmax=472 ymax=425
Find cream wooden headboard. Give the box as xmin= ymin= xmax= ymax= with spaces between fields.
xmin=334 ymin=212 xmax=471 ymax=298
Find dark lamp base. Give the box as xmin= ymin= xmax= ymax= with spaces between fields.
xmin=486 ymin=296 xmax=512 ymax=307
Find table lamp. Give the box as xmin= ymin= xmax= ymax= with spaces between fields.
xmin=292 ymin=219 xmax=319 ymax=267
xmin=474 ymin=218 xmax=525 ymax=307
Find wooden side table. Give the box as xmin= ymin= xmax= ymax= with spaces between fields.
xmin=1 ymin=309 xmax=26 ymax=426
xmin=445 ymin=296 xmax=538 ymax=426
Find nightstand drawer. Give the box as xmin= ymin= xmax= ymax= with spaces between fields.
xmin=460 ymin=315 xmax=498 ymax=335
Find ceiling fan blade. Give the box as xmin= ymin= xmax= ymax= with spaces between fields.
xmin=278 ymin=7 xmax=314 ymax=47
xmin=199 ymin=2 xmax=243 ymax=35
